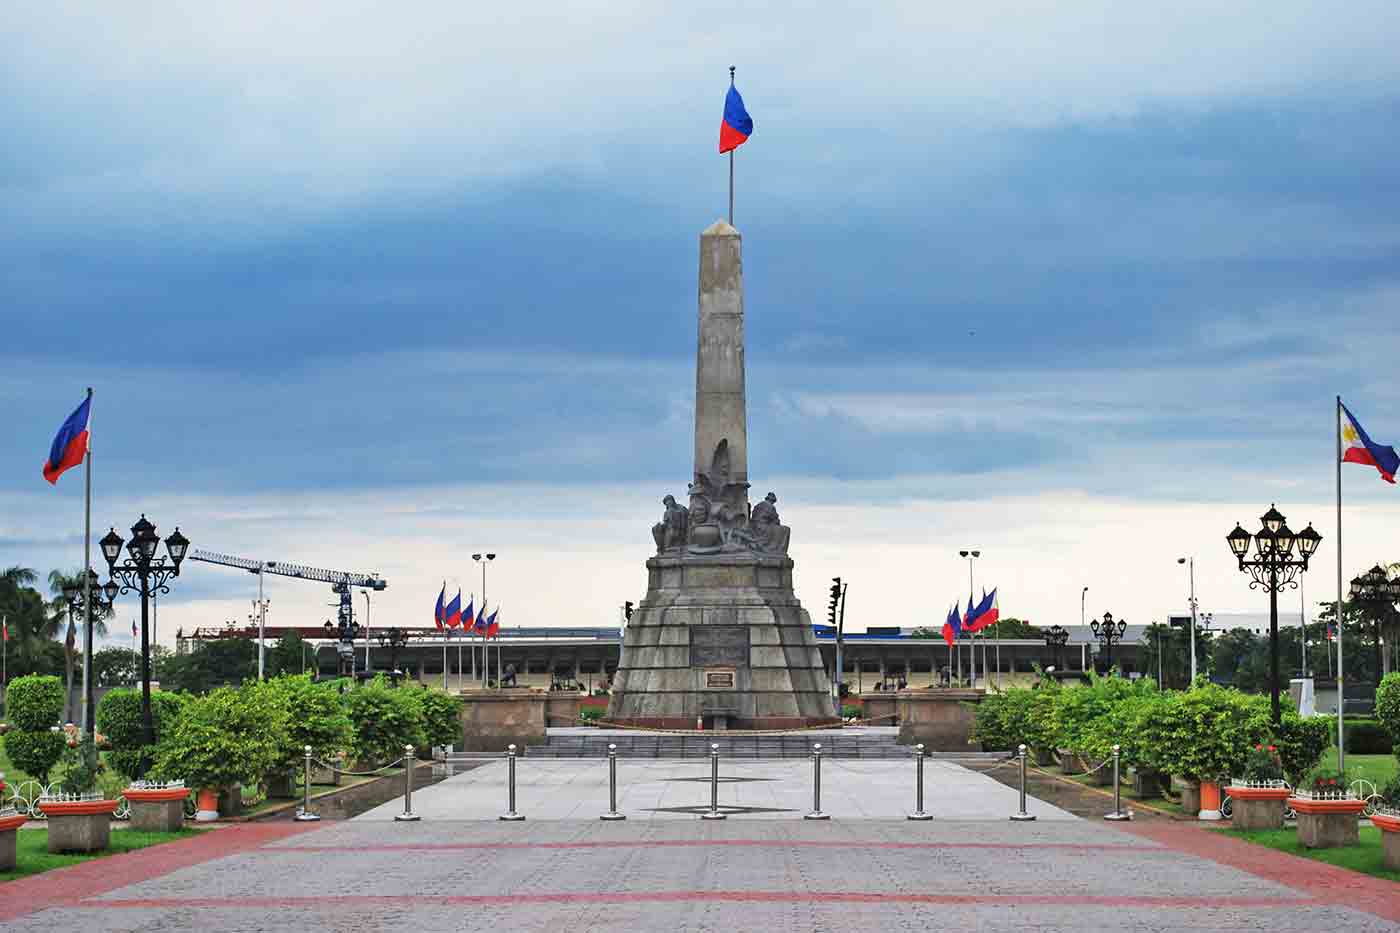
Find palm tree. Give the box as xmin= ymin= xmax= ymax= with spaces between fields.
xmin=1 ymin=566 xmax=48 ymax=687
xmin=47 ymin=569 xmax=112 ymax=723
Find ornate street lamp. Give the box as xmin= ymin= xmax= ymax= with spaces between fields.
xmin=1349 ymin=564 xmax=1399 ymax=686
xmin=1043 ymin=624 xmax=1070 ymax=670
xmin=323 ymin=616 xmax=361 ymax=678
xmin=61 ymin=568 xmax=117 ymax=741
xmin=100 ymin=517 xmax=189 ymax=775
xmin=1226 ymin=504 xmax=1322 ymax=725
xmin=1089 ymin=612 xmax=1127 ymax=673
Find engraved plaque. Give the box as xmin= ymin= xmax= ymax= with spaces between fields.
xmin=705 ymin=669 xmax=735 ymax=689
xmin=690 ymin=625 xmax=749 ymax=667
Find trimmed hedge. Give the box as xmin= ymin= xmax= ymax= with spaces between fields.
xmin=96 ymin=688 xmax=188 ymax=779
xmin=344 ymin=676 xmax=426 ymax=765
xmin=3 ymin=730 xmax=66 ymax=782
xmin=1343 ymin=718 xmax=1394 ymax=755
xmin=5 ymin=675 xmax=63 ymax=732
xmin=414 ymin=688 xmax=463 ymax=749
xmin=1376 ymin=673 xmax=1400 ymax=745
xmin=151 ymin=686 xmax=287 ymax=790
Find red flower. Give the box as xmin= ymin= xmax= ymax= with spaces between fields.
xmin=1267 ymin=745 xmax=1276 ymax=752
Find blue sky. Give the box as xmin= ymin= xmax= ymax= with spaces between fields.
xmin=3 ymin=2 xmax=1399 ymax=641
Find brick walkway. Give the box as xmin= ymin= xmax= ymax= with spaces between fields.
xmin=0 ymin=763 xmax=1395 ymax=932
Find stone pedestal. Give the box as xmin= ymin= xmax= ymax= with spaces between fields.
xmin=607 ymin=555 xmax=835 ymax=729
xmin=1290 ymin=797 xmax=1365 ymax=848
xmin=1178 ymin=779 xmax=1201 ymax=816
xmin=0 ymin=812 xmax=26 ymax=871
xmin=458 ymin=689 xmax=547 ymax=752
xmin=1373 ymin=813 xmax=1400 ymax=870
xmin=40 ymin=799 xmax=118 ymax=853
xmin=1227 ymin=787 xmax=1290 ymax=830
xmin=124 ymin=787 xmax=189 ymax=833
xmin=894 ymin=689 xmax=984 ymax=751
xmin=1132 ymin=769 xmax=1165 ymax=799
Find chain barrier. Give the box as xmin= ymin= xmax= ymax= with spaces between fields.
xmin=547 ymin=713 xmax=901 ymax=735
xmin=308 ymin=756 xmax=408 ymax=778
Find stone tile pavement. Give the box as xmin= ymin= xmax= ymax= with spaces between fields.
xmin=0 ymin=758 xmax=1396 ymax=932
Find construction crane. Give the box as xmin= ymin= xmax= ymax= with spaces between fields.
xmin=188 ymin=549 xmax=387 ymax=677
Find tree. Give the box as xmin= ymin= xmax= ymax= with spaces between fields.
xmin=990 ymin=618 xmax=1041 ymax=639
xmin=156 ymin=639 xmax=256 ymax=694
xmin=0 ymin=567 xmax=63 ymax=682
xmin=266 ymin=631 xmax=312 ymax=678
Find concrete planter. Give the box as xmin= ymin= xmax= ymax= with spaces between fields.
xmin=1057 ymin=749 xmax=1086 ymax=773
xmin=1132 ymin=769 xmax=1165 ymax=799
xmin=0 ymin=810 xmax=27 ymax=871
xmin=1371 ymin=812 xmax=1400 ymax=870
xmin=217 ymin=785 xmax=244 ymax=817
xmin=1033 ymin=747 xmax=1058 ymax=768
xmin=1177 ymin=778 xmax=1201 ymax=816
xmin=1288 ymin=796 xmax=1366 ymax=849
xmin=1226 ymin=784 xmax=1290 ymax=830
xmin=38 ymin=798 xmax=118 ymax=853
xmin=1081 ymin=757 xmax=1115 ymax=787
xmin=124 ymin=785 xmax=189 ymax=833
xmin=266 ymin=770 xmax=297 ymax=799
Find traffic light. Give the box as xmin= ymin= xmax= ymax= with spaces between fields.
xmin=623 ymin=601 xmax=634 ymax=621
xmin=828 ymin=577 xmax=842 ymax=626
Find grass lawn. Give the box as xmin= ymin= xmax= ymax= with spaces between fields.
xmin=0 ymin=827 xmax=202 ymax=882
xmin=1319 ymin=749 xmax=1398 ymax=790
xmin=1222 ymin=826 xmax=1400 ymax=884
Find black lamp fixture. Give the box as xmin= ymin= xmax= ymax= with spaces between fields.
xmin=1349 ymin=563 xmax=1399 ymax=687
xmin=62 ymin=567 xmax=117 ymax=739
xmin=1043 ymin=624 xmax=1070 ymax=670
xmin=1226 ymin=503 xmax=1321 ymax=725
xmin=1089 ymin=612 xmax=1128 ymax=673
xmin=100 ymin=515 xmax=190 ymax=775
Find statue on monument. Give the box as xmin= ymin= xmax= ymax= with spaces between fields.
xmin=750 ymin=491 xmax=791 ymax=556
xmin=652 ymin=494 xmax=689 ymax=553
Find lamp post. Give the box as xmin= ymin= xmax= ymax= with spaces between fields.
xmin=472 ymin=553 xmax=496 ymax=687
xmin=1177 ymin=557 xmax=1199 ymax=685
xmin=62 ymin=568 xmax=118 ymax=744
xmin=1089 ymin=612 xmax=1127 ymax=674
xmin=1226 ymin=504 xmax=1322 ymax=726
xmin=375 ymin=627 xmax=409 ymax=683
xmin=1349 ymin=564 xmax=1399 ymax=685
xmin=1043 ymin=624 xmax=1069 ymax=671
xmin=100 ymin=516 xmax=189 ymax=775
xmin=958 ymin=549 xmax=979 ymax=686
xmin=322 ymin=617 xmax=361 ymax=678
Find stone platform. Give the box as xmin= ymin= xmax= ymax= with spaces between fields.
xmin=606 ymin=553 xmax=836 ymax=730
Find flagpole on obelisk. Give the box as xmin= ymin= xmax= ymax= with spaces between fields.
xmin=728 ymin=66 xmax=736 ymax=225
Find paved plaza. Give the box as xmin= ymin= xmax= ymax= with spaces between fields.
xmin=2 ymin=758 xmax=1397 ymax=932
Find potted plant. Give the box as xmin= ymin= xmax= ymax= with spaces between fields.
xmin=123 ymin=780 xmax=190 ymax=833
xmin=0 ymin=805 xmax=26 ymax=871
xmin=1226 ymin=744 xmax=1290 ymax=829
xmin=1371 ymin=805 xmax=1400 ymax=871
xmin=38 ymin=729 xmax=118 ymax=853
xmin=151 ymin=686 xmax=285 ymax=822
xmin=1288 ymin=772 xmax=1366 ymax=849
xmin=1139 ymin=684 xmax=1269 ymax=821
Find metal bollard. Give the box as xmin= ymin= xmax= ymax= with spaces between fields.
xmin=701 ymin=742 xmax=727 ymax=820
xmin=600 ymin=743 xmax=626 ymax=821
xmin=499 ymin=744 xmax=525 ymax=821
xmin=1010 ymin=744 xmax=1036 ymax=822
xmin=1104 ymin=744 xmax=1130 ymax=821
xmin=907 ymin=743 xmax=932 ymax=821
xmin=296 ymin=745 xmax=321 ymax=822
xmin=395 ymin=744 xmax=421 ymax=822
xmin=804 ymin=743 xmax=830 ymax=820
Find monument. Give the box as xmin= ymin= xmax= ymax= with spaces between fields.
xmin=607 ymin=221 xmax=836 ymax=729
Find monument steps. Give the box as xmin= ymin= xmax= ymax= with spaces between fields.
xmin=506 ymin=732 xmax=1005 ymax=760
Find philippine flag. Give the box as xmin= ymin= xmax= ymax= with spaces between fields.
xmin=719 ymin=83 xmax=753 ymax=154
xmin=444 ymin=590 xmax=462 ymax=629
xmin=460 ymin=596 xmax=474 ymax=634
xmin=472 ymin=604 xmax=488 ymax=635
xmin=485 ymin=608 xmax=500 ymax=639
xmin=941 ymin=604 xmax=962 ymax=647
xmin=42 ymin=394 xmax=92 ymax=485
xmin=967 ymin=589 xmax=1000 ymax=633
xmin=1341 ymin=402 xmax=1399 ymax=484
xmin=433 ymin=584 xmax=446 ymax=631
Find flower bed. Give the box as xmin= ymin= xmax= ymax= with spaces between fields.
xmin=1287 ymin=789 xmax=1367 ymax=849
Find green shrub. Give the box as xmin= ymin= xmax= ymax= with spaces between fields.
xmin=972 ymin=688 xmax=1050 ymax=752
xmin=1380 ymin=772 xmax=1400 ymax=806
xmin=150 ymin=685 xmax=287 ymax=790
xmin=1026 ymin=684 xmax=1061 ymax=754
xmin=1274 ymin=713 xmax=1332 ymax=783
xmin=253 ymin=676 xmax=354 ymax=773
xmin=841 ymin=705 xmax=861 ymax=719
xmin=3 ymin=730 xmax=66 ymax=782
xmin=343 ymin=676 xmax=425 ymax=765
xmin=1138 ymin=683 xmax=1270 ymax=781
xmin=414 ymin=687 xmax=463 ymax=749
xmin=1052 ymin=673 xmax=1144 ymax=756
xmin=96 ymin=688 xmax=188 ymax=778
xmin=1343 ymin=718 xmax=1393 ymax=755
xmin=6 ymin=675 xmax=64 ymax=732
xmin=578 ymin=706 xmax=604 ymax=723
xmin=1080 ymin=684 xmax=1166 ymax=768
xmin=1373 ymin=673 xmax=1400 ymax=745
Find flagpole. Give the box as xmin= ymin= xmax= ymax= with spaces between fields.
xmin=728 ymin=66 xmax=736 ymax=225
xmin=80 ymin=387 xmax=94 ymax=740
xmin=1335 ymin=395 xmax=1346 ymax=773
xmin=442 ymin=627 xmax=448 ymax=692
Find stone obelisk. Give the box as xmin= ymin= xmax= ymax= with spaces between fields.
xmin=606 ymin=222 xmax=835 ymax=730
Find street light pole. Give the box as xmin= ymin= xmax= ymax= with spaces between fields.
xmin=473 ymin=553 xmax=496 ymax=687
xmin=959 ymin=550 xmax=979 ymax=687
xmin=1178 ymin=557 xmax=1198 ymax=686
xmin=363 ymin=590 xmax=372 ymax=674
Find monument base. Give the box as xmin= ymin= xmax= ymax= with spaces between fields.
xmin=606 ymin=553 xmax=837 ymax=730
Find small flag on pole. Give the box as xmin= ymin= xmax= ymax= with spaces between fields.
xmin=485 ymin=608 xmax=500 ymax=638
xmin=42 ymin=394 xmax=92 ymax=484
xmin=966 ymin=589 xmax=1001 ymax=633
xmin=3 ymin=616 xmax=9 ymax=642
xmin=131 ymin=618 xmax=137 ymax=638
xmin=445 ymin=590 xmax=462 ymax=629
xmin=433 ymin=584 xmax=446 ymax=631
xmin=1340 ymin=401 xmax=1398 ymax=484
xmin=472 ymin=604 xmax=488 ymax=635
xmin=941 ymin=605 xmax=961 ymax=647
